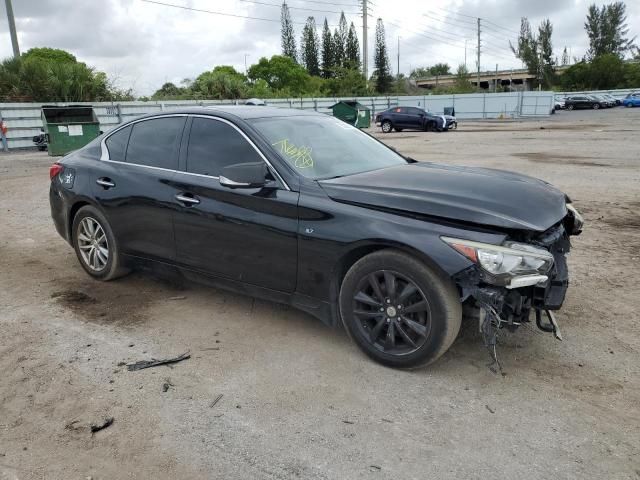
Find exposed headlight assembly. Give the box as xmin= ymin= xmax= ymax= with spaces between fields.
xmin=566 ymin=203 xmax=584 ymax=235
xmin=442 ymin=237 xmax=554 ymax=288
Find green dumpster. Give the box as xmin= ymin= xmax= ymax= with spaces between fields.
xmin=41 ymin=106 xmax=101 ymax=156
xmin=330 ymin=101 xmax=371 ymax=128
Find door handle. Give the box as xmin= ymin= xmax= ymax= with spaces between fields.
xmin=175 ymin=193 xmax=200 ymax=206
xmin=96 ymin=177 xmax=115 ymax=188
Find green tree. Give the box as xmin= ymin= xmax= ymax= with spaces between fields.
xmin=510 ymin=17 xmax=539 ymax=81
xmin=345 ymin=22 xmax=360 ymax=69
xmin=325 ymin=67 xmax=367 ymax=96
xmin=333 ymin=29 xmax=344 ymax=69
xmin=0 ymin=49 xmax=120 ymax=102
xmin=538 ymin=19 xmax=555 ymax=87
xmin=560 ymin=53 xmax=632 ymax=90
xmin=334 ymin=12 xmax=348 ymax=68
xmin=247 ymin=55 xmax=310 ymax=95
xmin=300 ymin=16 xmax=320 ymax=76
xmin=191 ymin=66 xmax=247 ymax=99
xmin=585 ymin=2 xmax=636 ymax=60
xmin=429 ymin=63 xmax=451 ymax=75
xmin=281 ymin=2 xmax=297 ymax=61
xmin=373 ymin=18 xmax=392 ymax=93
xmin=151 ymin=82 xmax=186 ymax=99
xmin=409 ymin=67 xmax=431 ymax=79
xmin=22 ymin=47 xmax=76 ymax=63
xmin=454 ymin=64 xmax=474 ymax=92
xmin=561 ymin=47 xmax=570 ymax=66
xmin=321 ymin=18 xmax=335 ymax=78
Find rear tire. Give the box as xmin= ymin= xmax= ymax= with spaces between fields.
xmin=381 ymin=120 xmax=392 ymax=133
xmin=72 ymin=205 xmax=129 ymax=281
xmin=593 ymin=103 xmax=600 ymax=110
xmin=339 ymin=250 xmax=462 ymax=368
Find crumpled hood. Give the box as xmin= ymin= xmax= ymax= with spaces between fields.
xmin=319 ymin=162 xmax=568 ymax=232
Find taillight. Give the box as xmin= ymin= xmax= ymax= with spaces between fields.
xmin=49 ymin=162 xmax=64 ymax=180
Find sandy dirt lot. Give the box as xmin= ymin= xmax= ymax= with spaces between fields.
xmin=1 ymin=107 xmax=639 ymax=479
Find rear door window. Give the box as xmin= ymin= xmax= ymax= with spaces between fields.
xmin=126 ymin=117 xmax=186 ymax=170
xmin=186 ymin=117 xmax=263 ymax=177
xmin=105 ymin=125 xmax=132 ymax=161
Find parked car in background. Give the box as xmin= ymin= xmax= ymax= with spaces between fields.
xmin=565 ymin=95 xmax=606 ymax=110
xmin=602 ymin=94 xmax=621 ymax=106
xmin=48 ymin=107 xmax=583 ymax=368
xmin=554 ymin=97 xmax=566 ymax=110
xmin=622 ymin=93 xmax=640 ymax=108
xmin=590 ymin=94 xmax=614 ymax=108
xmin=375 ymin=107 xmax=452 ymax=133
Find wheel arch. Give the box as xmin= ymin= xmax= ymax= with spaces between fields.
xmin=67 ymin=198 xmax=100 ymax=241
xmin=331 ymin=240 xmax=454 ymax=307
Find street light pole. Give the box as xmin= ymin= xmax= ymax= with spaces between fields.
xmin=244 ymin=54 xmax=250 ymax=75
xmin=397 ymin=36 xmax=400 ymax=81
xmin=4 ymin=0 xmax=20 ymax=58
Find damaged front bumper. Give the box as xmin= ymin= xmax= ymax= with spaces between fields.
xmin=452 ymin=207 xmax=582 ymax=342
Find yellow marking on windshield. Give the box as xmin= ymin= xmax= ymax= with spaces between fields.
xmin=272 ymin=139 xmax=314 ymax=169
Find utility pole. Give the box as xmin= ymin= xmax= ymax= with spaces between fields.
xmin=464 ymin=39 xmax=467 ymax=69
xmin=4 ymin=0 xmax=20 ymax=58
xmin=362 ymin=0 xmax=368 ymax=82
xmin=476 ymin=17 xmax=481 ymax=91
xmin=244 ymin=54 xmax=250 ymax=75
xmin=494 ymin=63 xmax=498 ymax=93
xmin=397 ymin=36 xmax=400 ymax=81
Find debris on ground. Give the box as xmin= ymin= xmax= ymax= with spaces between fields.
xmin=126 ymin=352 xmax=190 ymax=371
xmin=342 ymin=420 xmax=354 ymax=424
xmin=485 ymin=405 xmax=496 ymax=414
xmin=209 ymin=394 xmax=223 ymax=408
xmin=162 ymin=379 xmax=174 ymax=392
xmin=90 ymin=417 xmax=114 ymax=434
xmin=369 ymin=465 xmax=381 ymax=471
xmin=65 ymin=420 xmax=82 ymax=431
xmin=169 ymin=295 xmax=187 ymax=301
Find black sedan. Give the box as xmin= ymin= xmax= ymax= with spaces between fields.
xmin=565 ymin=95 xmax=606 ymax=110
xmin=375 ymin=106 xmax=454 ymax=133
xmin=49 ymin=107 xmax=583 ymax=368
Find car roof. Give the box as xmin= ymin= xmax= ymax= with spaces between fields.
xmin=133 ymin=105 xmax=321 ymax=121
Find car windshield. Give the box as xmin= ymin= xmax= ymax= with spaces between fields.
xmin=249 ymin=115 xmax=407 ymax=180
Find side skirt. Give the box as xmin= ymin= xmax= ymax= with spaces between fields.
xmin=122 ymin=254 xmax=335 ymax=327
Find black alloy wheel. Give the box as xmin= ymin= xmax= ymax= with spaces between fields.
xmin=339 ymin=250 xmax=462 ymax=368
xmin=381 ymin=120 xmax=392 ymax=133
xmin=352 ymin=270 xmax=431 ymax=356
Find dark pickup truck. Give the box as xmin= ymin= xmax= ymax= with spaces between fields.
xmin=375 ymin=107 xmax=456 ymax=133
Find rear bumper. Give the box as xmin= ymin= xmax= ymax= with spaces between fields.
xmin=50 ymin=183 xmax=70 ymax=243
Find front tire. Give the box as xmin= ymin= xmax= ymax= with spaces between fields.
xmin=339 ymin=250 xmax=462 ymax=368
xmin=567 ymin=104 xmax=574 ymax=111
xmin=381 ymin=120 xmax=392 ymax=133
xmin=72 ymin=205 xmax=129 ymax=281
xmin=593 ymin=103 xmax=600 ymax=110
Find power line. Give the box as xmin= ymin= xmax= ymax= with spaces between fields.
xmin=480 ymin=17 xmax=520 ymax=36
xmin=139 ymin=0 xmax=341 ymax=26
xmin=432 ymin=6 xmax=520 ymax=35
xmin=238 ymin=0 xmax=359 ymax=16
xmin=292 ymin=0 xmax=360 ymax=7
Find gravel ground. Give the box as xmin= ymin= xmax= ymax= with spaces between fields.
xmin=1 ymin=107 xmax=639 ymax=479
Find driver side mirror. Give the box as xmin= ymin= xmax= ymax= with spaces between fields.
xmin=220 ymin=162 xmax=269 ymax=189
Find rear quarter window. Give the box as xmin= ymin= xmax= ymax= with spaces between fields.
xmin=105 ymin=125 xmax=132 ymax=161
